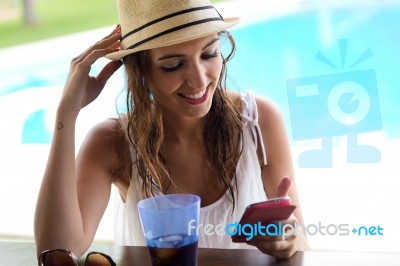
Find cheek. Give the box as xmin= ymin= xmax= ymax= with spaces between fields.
xmin=212 ymin=58 xmax=223 ymax=78
xmin=148 ymin=72 xmax=181 ymax=95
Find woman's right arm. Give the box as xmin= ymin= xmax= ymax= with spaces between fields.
xmin=34 ymin=25 xmax=122 ymax=258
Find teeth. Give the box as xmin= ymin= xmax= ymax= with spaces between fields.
xmin=181 ymin=89 xmax=206 ymax=99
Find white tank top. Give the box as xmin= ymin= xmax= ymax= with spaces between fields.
xmin=113 ymin=91 xmax=268 ymax=249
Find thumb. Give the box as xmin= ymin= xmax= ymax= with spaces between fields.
xmin=276 ymin=176 xmax=292 ymax=198
xmin=97 ymin=60 xmax=123 ymax=87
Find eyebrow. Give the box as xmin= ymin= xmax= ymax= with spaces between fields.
xmin=157 ymin=38 xmax=219 ymax=61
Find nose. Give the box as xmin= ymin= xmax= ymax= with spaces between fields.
xmin=186 ymin=61 xmax=208 ymax=89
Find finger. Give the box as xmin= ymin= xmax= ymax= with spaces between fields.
xmin=92 ymin=24 xmax=121 ymax=45
xmin=247 ymin=238 xmax=296 ymax=259
xmin=272 ymin=249 xmax=297 ymax=260
xmin=80 ymin=45 xmax=120 ymax=70
xmin=75 ymin=27 xmax=121 ymax=63
xmin=249 ymin=215 xmax=298 ymax=241
xmin=95 ymin=25 xmax=121 ymax=49
xmin=82 ymin=33 xmax=121 ymax=62
xmin=250 ymin=230 xmax=297 ymax=242
xmin=103 ymin=24 xmax=121 ymax=39
xmin=247 ymin=238 xmax=289 ymax=251
xmin=97 ymin=60 xmax=123 ymax=87
xmin=276 ymin=176 xmax=292 ymax=198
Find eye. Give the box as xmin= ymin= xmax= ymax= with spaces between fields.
xmin=161 ymin=63 xmax=182 ymax=72
xmin=201 ymin=49 xmax=220 ymax=60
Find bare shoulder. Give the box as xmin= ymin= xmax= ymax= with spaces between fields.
xmin=225 ymin=91 xmax=284 ymax=127
xmin=78 ymin=117 xmax=130 ymax=180
xmin=226 ymin=90 xmax=243 ymax=107
xmin=83 ymin=118 xmax=124 ymax=153
xmin=254 ymin=96 xmax=285 ymax=131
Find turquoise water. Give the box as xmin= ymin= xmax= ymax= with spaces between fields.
xmin=1 ymin=4 xmax=399 ymax=146
xmin=229 ymin=6 xmax=400 ymax=140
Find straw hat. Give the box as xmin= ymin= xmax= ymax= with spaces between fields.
xmin=106 ymin=0 xmax=239 ymax=60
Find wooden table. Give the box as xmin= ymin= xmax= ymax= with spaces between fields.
xmin=1 ymin=241 xmax=400 ymax=266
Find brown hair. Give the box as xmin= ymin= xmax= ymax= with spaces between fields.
xmin=122 ymin=31 xmax=243 ymax=208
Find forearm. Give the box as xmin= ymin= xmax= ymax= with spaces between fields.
xmin=34 ymin=107 xmax=89 ymax=256
xmin=34 ymin=26 xmax=122 ymax=258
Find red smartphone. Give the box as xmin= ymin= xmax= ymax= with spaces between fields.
xmin=231 ymin=197 xmax=296 ymax=243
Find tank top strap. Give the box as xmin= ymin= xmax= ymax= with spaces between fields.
xmin=240 ymin=91 xmax=267 ymax=166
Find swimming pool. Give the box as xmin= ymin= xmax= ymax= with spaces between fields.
xmin=1 ymin=0 xmax=399 ymax=252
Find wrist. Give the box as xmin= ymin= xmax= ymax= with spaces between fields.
xmin=56 ymin=102 xmax=79 ymax=125
xmin=296 ymin=227 xmax=311 ymax=251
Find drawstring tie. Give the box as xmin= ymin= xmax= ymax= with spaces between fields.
xmin=241 ymin=91 xmax=267 ymax=166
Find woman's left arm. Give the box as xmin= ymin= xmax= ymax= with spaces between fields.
xmin=247 ymin=96 xmax=310 ymax=258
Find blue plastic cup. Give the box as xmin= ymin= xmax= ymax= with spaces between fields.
xmin=137 ymin=194 xmax=201 ymax=266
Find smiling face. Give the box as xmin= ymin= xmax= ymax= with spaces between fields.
xmin=146 ymin=34 xmax=223 ymax=122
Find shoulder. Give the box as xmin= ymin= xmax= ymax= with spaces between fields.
xmin=226 ymin=90 xmax=243 ymax=108
xmin=84 ymin=118 xmax=124 ymax=150
xmin=254 ymin=95 xmax=285 ymax=132
xmin=79 ymin=117 xmax=130 ymax=179
xmin=253 ymin=96 xmax=290 ymax=165
xmin=225 ymin=90 xmax=284 ymax=124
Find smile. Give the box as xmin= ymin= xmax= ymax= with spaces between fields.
xmin=178 ymin=86 xmax=210 ymax=105
xmin=180 ymin=89 xmax=207 ymax=100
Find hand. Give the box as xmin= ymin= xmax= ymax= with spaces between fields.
xmin=247 ymin=176 xmax=301 ymax=259
xmin=59 ymin=25 xmax=123 ymax=114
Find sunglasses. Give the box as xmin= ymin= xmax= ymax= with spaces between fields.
xmin=38 ymin=249 xmax=116 ymax=266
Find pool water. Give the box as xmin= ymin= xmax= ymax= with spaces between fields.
xmin=2 ymin=4 xmax=399 ymax=144
xmin=229 ymin=5 xmax=400 ymax=139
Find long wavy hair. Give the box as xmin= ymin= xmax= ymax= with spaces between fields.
xmin=122 ymin=31 xmax=243 ymax=208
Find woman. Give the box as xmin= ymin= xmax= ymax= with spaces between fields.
xmin=34 ymin=0 xmax=309 ymax=262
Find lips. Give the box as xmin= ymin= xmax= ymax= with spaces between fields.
xmin=179 ymin=89 xmax=207 ymax=100
xmin=178 ymin=86 xmax=209 ymax=105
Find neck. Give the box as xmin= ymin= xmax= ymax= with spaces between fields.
xmin=162 ymin=114 xmax=206 ymax=146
